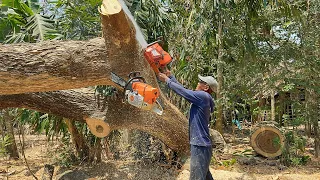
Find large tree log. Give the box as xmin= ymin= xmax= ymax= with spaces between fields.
xmin=0 ymin=37 xmax=190 ymax=152
xmin=0 ymin=89 xmax=189 ymax=153
xmin=0 ymin=0 xmax=190 ymax=154
xmin=0 ymin=6 xmax=151 ymax=95
xmin=0 ymin=38 xmax=112 ymax=95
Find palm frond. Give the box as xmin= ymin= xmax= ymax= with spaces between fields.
xmin=4 ymin=32 xmax=27 ymax=43
xmin=25 ymin=14 xmax=58 ymax=41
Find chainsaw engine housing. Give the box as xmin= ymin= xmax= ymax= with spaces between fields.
xmin=111 ymin=72 xmax=163 ymax=115
xmin=125 ymin=78 xmax=160 ymax=111
xmin=144 ymin=42 xmax=172 ymax=74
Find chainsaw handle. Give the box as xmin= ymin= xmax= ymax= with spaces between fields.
xmin=128 ymin=71 xmax=142 ymax=79
xmin=124 ymin=76 xmax=146 ymax=92
xmin=146 ymin=39 xmax=162 ymax=47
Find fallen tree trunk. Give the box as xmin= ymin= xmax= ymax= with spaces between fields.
xmin=0 ymin=0 xmax=190 ymax=154
xmin=0 ymin=2 xmax=153 ymax=95
xmin=0 ymin=38 xmax=113 ymax=95
xmin=0 ymin=89 xmax=189 ymax=153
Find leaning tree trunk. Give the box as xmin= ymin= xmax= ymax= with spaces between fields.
xmin=215 ymin=13 xmax=224 ymax=134
xmin=0 ymin=1 xmax=190 ymax=154
xmin=0 ymin=88 xmax=189 ymax=153
xmin=0 ymin=38 xmax=112 ymax=95
xmin=2 ymin=109 xmax=19 ymax=159
xmin=64 ymin=119 xmax=90 ymax=160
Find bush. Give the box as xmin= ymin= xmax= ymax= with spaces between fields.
xmin=281 ymin=131 xmax=310 ymax=166
xmin=0 ymin=135 xmax=11 ymax=156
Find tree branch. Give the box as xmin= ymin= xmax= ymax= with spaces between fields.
xmin=0 ymin=89 xmax=189 ymax=153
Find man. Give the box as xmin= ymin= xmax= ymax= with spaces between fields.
xmin=158 ymin=71 xmax=218 ymax=180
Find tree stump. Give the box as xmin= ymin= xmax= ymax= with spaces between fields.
xmin=250 ymin=123 xmax=285 ymax=158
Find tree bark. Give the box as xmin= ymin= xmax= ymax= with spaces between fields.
xmin=0 ymin=38 xmax=112 ymax=95
xmin=0 ymin=89 xmax=189 ymax=153
xmin=257 ymin=94 xmax=266 ymax=122
xmin=216 ymin=13 xmax=224 ymax=134
xmin=270 ymin=89 xmax=275 ymax=121
xmin=64 ymin=119 xmax=90 ymax=159
xmin=314 ymin=116 xmax=319 ymax=158
xmin=2 ymin=109 xmax=19 ymax=159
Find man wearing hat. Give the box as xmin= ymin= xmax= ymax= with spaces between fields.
xmin=158 ymin=71 xmax=218 ymax=180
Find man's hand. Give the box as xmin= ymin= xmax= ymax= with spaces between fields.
xmin=164 ymin=70 xmax=171 ymax=77
xmin=160 ymin=67 xmax=171 ymax=77
xmin=158 ymin=73 xmax=169 ymax=82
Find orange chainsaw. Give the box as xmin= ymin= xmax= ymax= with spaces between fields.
xmin=117 ymin=1 xmax=172 ymax=74
xmin=144 ymin=41 xmax=173 ymax=74
xmin=111 ymin=71 xmax=163 ymax=115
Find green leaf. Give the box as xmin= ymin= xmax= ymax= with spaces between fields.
xmin=1 ymin=0 xmax=34 ymax=16
xmin=4 ymin=32 xmax=27 ymax=43
xmin=25 ymin=14 xmax=55 ymax=41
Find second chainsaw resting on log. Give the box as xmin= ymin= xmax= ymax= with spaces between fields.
xmin=111 ymin=71 xmax=163 ymax=115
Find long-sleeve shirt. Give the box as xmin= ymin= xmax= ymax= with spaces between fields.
xmin=166 ymin=75 xmax=214 ymax=147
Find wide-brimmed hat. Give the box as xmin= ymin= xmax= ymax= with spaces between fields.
xmin=198 ymin=74 xmax=218 ymax=90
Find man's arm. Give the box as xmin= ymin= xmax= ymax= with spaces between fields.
xmin=168 ymin=75 xmax=183 ymax=86
xmin=163 ymin=70 xmax=184 ymax=86
xmin=158 ymin=72 xmax=205 ymax=105
xmin=165 ymin=78 xmax=204 ymax=105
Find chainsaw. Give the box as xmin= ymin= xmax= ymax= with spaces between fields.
xmin=144 ymin=41 xmax=173 ymax=75
xmin=117 ymin=1 xmax=173 ymax=74
xmin=111 ymin=71 xmax=163 ymax=115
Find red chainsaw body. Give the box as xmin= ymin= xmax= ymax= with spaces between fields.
xmin=144 ymin=43 xmax=172 ymax=74
xmin=131 ymin=81 xmax=159 ymax=105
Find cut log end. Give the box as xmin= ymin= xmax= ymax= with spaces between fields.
xmin=100 ymin=0 xmax=122 ymax=15
xmin=250 ymin=126 xmax=285 ymax=158
xmin=85 ymin=118 xmax=111 ymax=138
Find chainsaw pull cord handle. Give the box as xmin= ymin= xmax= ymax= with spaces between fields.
xmin=124 ymin=76 xmax=146 ymax=97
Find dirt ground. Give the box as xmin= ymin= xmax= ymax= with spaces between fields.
xmin=0 ymin=134 xmax=319 ymax=180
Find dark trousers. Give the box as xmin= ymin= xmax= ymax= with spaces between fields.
xmin=190 ymin=145 xmax=214 ymax=180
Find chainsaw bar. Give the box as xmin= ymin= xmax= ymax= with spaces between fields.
xmin=111 ymin=72 xmax=126 ymax=88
